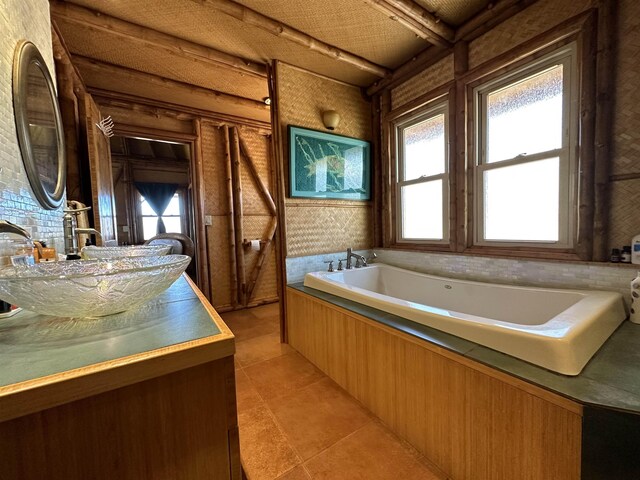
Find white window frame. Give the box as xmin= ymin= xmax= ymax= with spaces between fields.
xmin=137 ymin=191 xmax=185 ymax=241
xmin=473 ymin=43 xmax=579 ymax=249
xmin=394 ymin=100 xmax=450 ymax=244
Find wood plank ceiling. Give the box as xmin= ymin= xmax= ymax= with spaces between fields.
xmin=51 ymin=0 xmax=526 ymax=123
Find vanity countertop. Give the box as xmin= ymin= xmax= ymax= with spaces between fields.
xmin=290 ymin=283 xmax=640 ymax=414
xmin=0 ymin=275 xmax=234 ymax=422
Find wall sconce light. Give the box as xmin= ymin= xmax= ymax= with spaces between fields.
xmin=322 ymin=110 xmax=341 ymax=131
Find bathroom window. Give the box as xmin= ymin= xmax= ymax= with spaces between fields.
xmin=394 ymin=100 xmax=449 ymax=243
xmin=473 ymin=43 xmax=578 ymax=248
xmin=139 ymin=192 xmax=183 ymax=240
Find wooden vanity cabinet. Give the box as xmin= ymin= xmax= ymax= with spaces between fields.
xmin=0 ymin=356 xmax=240 ymax=480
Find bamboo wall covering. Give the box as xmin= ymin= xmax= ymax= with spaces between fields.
xmin=200 ymin=121 xmax=277 ymax=310
xmin=287 ymin=289 xmax=582 ymax=480
xmin=608 ymin=0 xmax=640 ymax=250
xmin=468 ymin=0 xmax=596 ymax=69
xmin=388 ymin=0 xmax=640 ymax=254
xmin=391 ymin=54 xmax=454 ymax=109
xmin=276 ymin=62 xmax=374 ymax=257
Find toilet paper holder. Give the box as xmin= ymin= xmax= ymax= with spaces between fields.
xmin=242 ymin=239 xmax=266 ymax=251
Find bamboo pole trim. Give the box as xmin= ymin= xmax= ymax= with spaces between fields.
xmin=198 ymin=0 xmax=389 ymax=77
xmin=50 ymin=1 xmax=267 ymax=78
xmin=72 ymin=55 xmax=269 ymax=112
xmin=237 ymin=133 xmax=277 ymax=216
xmin=224 ymin=126 xmax=238 ymax=307
xmin=246 ymin=217 xmax=278 ymax=301
xmin=361 ymin=0 xmax=454 ymax=47
xmin=231 ymin=127 xmax=247 ymax=306
xmin=88 ymin=88 xmax=272 ymax=131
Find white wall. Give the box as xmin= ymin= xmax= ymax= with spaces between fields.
xmin=0 ymin=0 xmax=64 ymax=248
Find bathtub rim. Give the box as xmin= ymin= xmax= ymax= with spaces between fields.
xmin=302 ymin=263 xmax=627 ymax=376
xmin=287 ymin=283 xmax=640 ymax=414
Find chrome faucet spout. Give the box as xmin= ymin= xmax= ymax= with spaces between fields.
xmin=346 ymin=247 xmax=367 ymax=269
xmin=0 ymin=220 xmax=31 ymax=240
xmin=75 ymin=228 xmax=102 ymax=237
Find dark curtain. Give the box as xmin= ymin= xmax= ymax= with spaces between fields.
xmin=135 ymin=182 xmax=179 ymax=234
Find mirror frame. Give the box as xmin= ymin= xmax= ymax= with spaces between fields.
xmin=12 ymin=40 xmax=66 ymax=210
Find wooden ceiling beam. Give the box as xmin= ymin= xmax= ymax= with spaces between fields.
xmin=88 ymin=87 xmax=272 ymax=131
xmin=367 ymin=1 xmax=540 ymax=95
xmin=455 ymin=0 xmax=539 ymax=42
xmin=49 ymin=0 xmax=267 ymax=78
xmin=194 ymin=0 xmax=390 ymax=77
xmin=72 ymin=55 xmax=269 ymax=113
xmin=362 ymin=0 xmax=454 ymax=48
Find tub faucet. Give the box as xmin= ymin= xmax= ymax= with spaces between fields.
xmin=346 ymin=248 xmax=367 ymax=269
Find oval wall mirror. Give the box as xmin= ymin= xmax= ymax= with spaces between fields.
xmin=12 ymin=40 xmax=66 ymax=210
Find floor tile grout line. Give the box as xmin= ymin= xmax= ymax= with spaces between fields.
xmin=300 ymin=419 xmax=375 ymax=467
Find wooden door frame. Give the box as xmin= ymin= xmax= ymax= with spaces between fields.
xmin=111 ymin=124 xmax=210 ymax=298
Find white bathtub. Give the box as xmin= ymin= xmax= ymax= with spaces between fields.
xmin=303 ymin=264 xmax=627 ymax=375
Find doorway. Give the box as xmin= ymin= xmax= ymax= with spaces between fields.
xmin=110 ymin=134 xmax=198 ymax=281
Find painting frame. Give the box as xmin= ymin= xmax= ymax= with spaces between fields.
xmin=288 ymin=125 xmax=371 ymax=200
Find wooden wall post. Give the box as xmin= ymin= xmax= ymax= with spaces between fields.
xmin=593 ymin=0 xmax=617 ymax=260
xmin=380 ymin=89 xmax=392 ymax=248
xmin=230 ymin=127 xmax=246 ymax=306
xmin=454 ymin=41 xmax=469 ymax=253
xmin=223 ymin=126 xmax=238 ymax=307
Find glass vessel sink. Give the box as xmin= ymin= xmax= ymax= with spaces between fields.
xmin=0 ymin=255 xmax=191 ymax=317
xmin=81 ymin=245 xmax=172 ymax=260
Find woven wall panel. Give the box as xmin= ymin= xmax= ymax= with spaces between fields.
xmin=277 ymin=63 xmax=373 ymax=256
xmin=278 ymin=64 xmax=372 ymax=140
xmin=55 ymin=18 xmax=268 ymax=101
xmin=67 ymin=0 xmax=378 ymax=86
xmin=286 ymin=205 xmax=373 ymax=257
xmin=608 ymin=178 xmax=640 ymax=251
xmin=201 ymin=122 xmax=277 ymax=303
xmin=468 ymin=0 xmax=595 ymax=69
xmin=391 ymin=54 xmax=454 ymax=109
xmin=79 ymin=66 xmax=271 ymax=122
xmin=240 ymin=0 xmax=425 ymax=69
xmin=414 ymin=0 xmax=490 ymax=26
xmin=201 ymin=122 xmax=228 ymax=216
xmin=611 ymin=0 xmax=640 ymax=176
xmin=242 ymin=216 xmax=278 ymax=302
xmin=207 ymin=216 xmax=233 ymax=309
xmin=239 ymin=128 xmax=272 ymax=216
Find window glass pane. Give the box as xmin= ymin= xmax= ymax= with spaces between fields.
xmin=140 ymin=197 xmax=155 ymax=216
xmin=142 ymin=217 xmax=158 ymax=240
xmin=401 ymin=180 xmax=443 ymax=240
xmin=486 ymin=65 xmax=563 ymax=163
xmin=163 ymin=194 xmax=181 ymax=215
xmin=483 ymin=158 xmax=559 ymax=241
xmin=402 ymin=113 xmax=445 ymax=181
xmin=162 ymin=216 xmax=182 ymax=233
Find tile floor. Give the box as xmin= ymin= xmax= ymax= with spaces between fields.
xmin=221 ymin=303 xmax=447 ymax=480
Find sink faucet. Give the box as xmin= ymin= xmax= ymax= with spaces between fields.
xmin=346 ymin=247 xmax=367 ymax=269
xmin=0 ymin=220 xmax=43 ymax=258
xmin=63 ymin=209 xmax=101 ymax=259
xmin=0 ymin=220 xmax=31 ymax=240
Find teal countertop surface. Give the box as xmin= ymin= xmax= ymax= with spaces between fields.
xmin=0 ymin=276 xmax=222 ymax=389
xmin=290 ymin=283 xmax=640 ymax=414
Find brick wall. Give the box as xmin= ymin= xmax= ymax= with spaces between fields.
xmin=0 ymin=0 xmax=64 ymax=249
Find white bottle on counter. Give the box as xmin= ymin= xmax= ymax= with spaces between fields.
xmin=630 ymin=271 xmax=640 ymax=324
xmin=632 ymin=234 xmax=640 ymax=265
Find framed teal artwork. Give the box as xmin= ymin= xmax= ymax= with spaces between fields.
xmin=288 ymin=126 xmax=371 ymax=200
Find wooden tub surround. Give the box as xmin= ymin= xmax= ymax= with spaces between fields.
xmin=289 ymin=286 xmax=624 ymax=479
xmin=0 ymin=275 xmax=241 ymax=480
